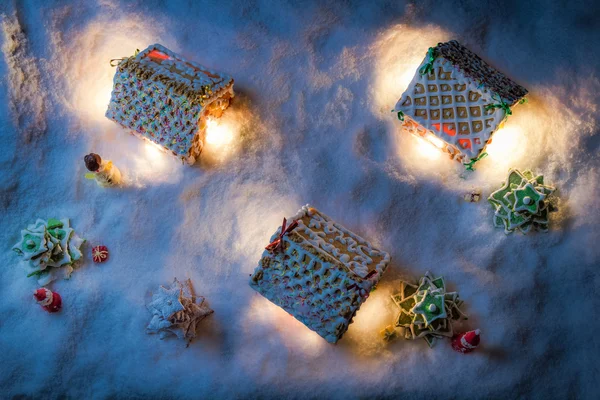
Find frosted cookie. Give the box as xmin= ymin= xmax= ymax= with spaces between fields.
xmin=12 ymin=218 xmax=85 ymax=285
xmin=393 ymin=40 xmax=527 ymax=168
xmin=146 ymin=278 xmax=213 ymax=345
xmin=106 ymin=44 xmax=235 ymax=164
xmin=488 ymin=168 xmax=557 ymax=234
xmin=250 ymin=205 xmax=391 ymax=343
xmin=391 ymin=272 xmax=467 ymax=348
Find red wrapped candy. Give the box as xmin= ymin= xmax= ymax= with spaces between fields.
xmin=33 ymin=288 xmax=62 ymax=313
xmin=92 ymin=245 xmax=109 ymax=263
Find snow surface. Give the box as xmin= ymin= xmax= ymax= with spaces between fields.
xmin=1 ymin=0 xmax=599 ymax=398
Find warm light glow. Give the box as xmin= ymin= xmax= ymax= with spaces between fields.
xmin=94 ymin=85 xmax=114 ymax=117
xmin=247 ymin=297 xmax=326 ymax=357
xmin=425 ymin=133 xmax=445 ymax=149
xmin=65 ymin=17 xmax=163 ymax=128
xmin=370 ymin=24 xmax=450 ymax=115
xmin=144 ymin=139 xmax=166 ymax=159
xmin=415 ymin=135 xmax=441 ymax=159
xmin=484 ymin=125 xmax=529 ymax=176
xmin=346 ymin=288 xmax=390 ymax=336
xmin=486 ymin=126 xmax=524 ymax=158
xmin=201 ymin=111 xmax=244 ymax=165
xmin=205 ymin=118 xmax=234 ymax=146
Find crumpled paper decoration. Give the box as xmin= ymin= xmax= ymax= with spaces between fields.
xmin=390 ymin=271 xmax=467 ymax=348
xmin=488 ymin=169 xmax=557 ymax=234
xmin=12 ymin=218 xmax=85 ymax=285
xmin=146 ymin=278 xmax=213 ymax=345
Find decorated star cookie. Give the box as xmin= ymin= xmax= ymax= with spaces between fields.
xmin=146 ymin=278 xmax=213 ymax=345
xmin=12 ymin=219 xmax=85 ymax=285
xmin=488 ymin=169 xmax=557 ymax=234
xmin=411 ymin=289 xmax=447 ymax=327
xmin=390 ymin=272 xmax=467 ymax=348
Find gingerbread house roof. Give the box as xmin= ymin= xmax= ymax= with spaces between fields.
xmin=436 ymin=40 xmax=527 ymax=106
xmin=125 ymin=44 xmax=234 ymax=107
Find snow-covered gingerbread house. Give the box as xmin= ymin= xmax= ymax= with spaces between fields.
xmin=250 ymin=205 xmax=390 ymax=343
xmin=106 ymin=44 xmax=234 ymax=164
xmin=394 ymin=40 xmax=528 ymax=165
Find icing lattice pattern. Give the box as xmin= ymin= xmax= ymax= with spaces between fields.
xmin=395 ymin=40 xmax=527 ymax=163
xmin=249 ymin=205 xmax=390 ymax=343
xmin=106 ymin=44 xmax=234 ymax=163
xmin=397 ymin=58 xmax=503 ymax=159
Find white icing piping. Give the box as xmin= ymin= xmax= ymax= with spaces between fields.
xmin=290 ymin=205 xmax=390 ymax=280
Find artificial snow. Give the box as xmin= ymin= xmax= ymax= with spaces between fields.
xmin=0 ymin=1 xmax=599 ymax=398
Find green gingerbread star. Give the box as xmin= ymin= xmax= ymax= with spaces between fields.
xmin=410 ymin=289 xmax=447 ymax=327
xmin=513 ymin=182 xmax=545 ymax=214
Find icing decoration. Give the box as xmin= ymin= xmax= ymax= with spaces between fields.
xmin=33 ymin=288 xmax=62 ymax=313
xmin=12 ymin=219 xmax=85 ymax=285
xmin=106 ymin=44 xmax=235 ymax=164
xmin=488 ymin=168 xmax=557 ymax=234
xmin=249 ymin=205 xmax=391 ymax=343
xmin=92 ymin=245 xmax=109 ymax=263
xmin=451 ymin=329 xmax=481 ymax=353
xmin=393 ymin=40 xmax=528 ymax=165
xmin=390 ymin=271 xmax=467 ymax=348
xmin=463 ymin=151 xmax=488 ymax=171
xmin=146 ymin=278 xmax=213 ymax=344
xmin=265 ymin=218 xmax=299 ymax=253
xmin=419 ymin=47 xmax=437 ymax=76
xmin=484 ymin=94 xmax=512 ymax=122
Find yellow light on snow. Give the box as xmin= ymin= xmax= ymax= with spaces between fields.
xmin=205 ymin=118 xmax=234 ymax=146
xmin=426 ymin=133 xmax=445 ymax=150
xmin=486 ymin=125 xmax=523 ymax=158
xmin=415 ymin=135 xmax=441 ymax=159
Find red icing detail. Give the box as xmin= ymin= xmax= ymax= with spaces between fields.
xmin=147 ymin=50 xmax=170 ymax=60
xmin=458 ymin=139 xmax=472 ymax=149
xmin=432 ymin=123 xmax=456 ymax=136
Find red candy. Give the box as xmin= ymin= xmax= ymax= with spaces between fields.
xmin=92 ymin=245 xmax=109 ymax=263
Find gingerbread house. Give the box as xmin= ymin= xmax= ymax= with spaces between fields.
xmin=249 ymin=205 xmax=390 ymax=343
xmin=106 ymin=44 xmax=234 ymax=164
xmin=394 ymin=40 xmax=527 ymax=165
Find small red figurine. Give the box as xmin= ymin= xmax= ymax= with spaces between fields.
xmin=452 ymin=329 xmax=480 ymax=353
xmin=92 ymin=245 xmax=109 ymax=263
xmin=33 ymin=288 xmax=62 ymax=313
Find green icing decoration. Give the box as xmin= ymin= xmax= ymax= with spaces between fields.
xmin=22 ymin=234 xmax=41 ymax=253
xmin=49 ymin=228 xmax=67 ymax=241
xmin=488 ymin=168 xmax=557 ymax=234
xmin=390 ymin=272 xmax=467 ymax=348
xmin=12 ymin=218 xmax=85 ymax=285
xmin=463 ymin=152 xmax=488 ymax=171
xmin=513 ymin=183 xmax=544 ymax=214
xmin=419 ymin=47 xmax=437 ymax=76
xmin=485 ymin=94 xmax=512 ymax=122
xmin=411 ymin=289 xmax=447 ymax=327
xmin=47 ymin=218 xmax=63 ymax=229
